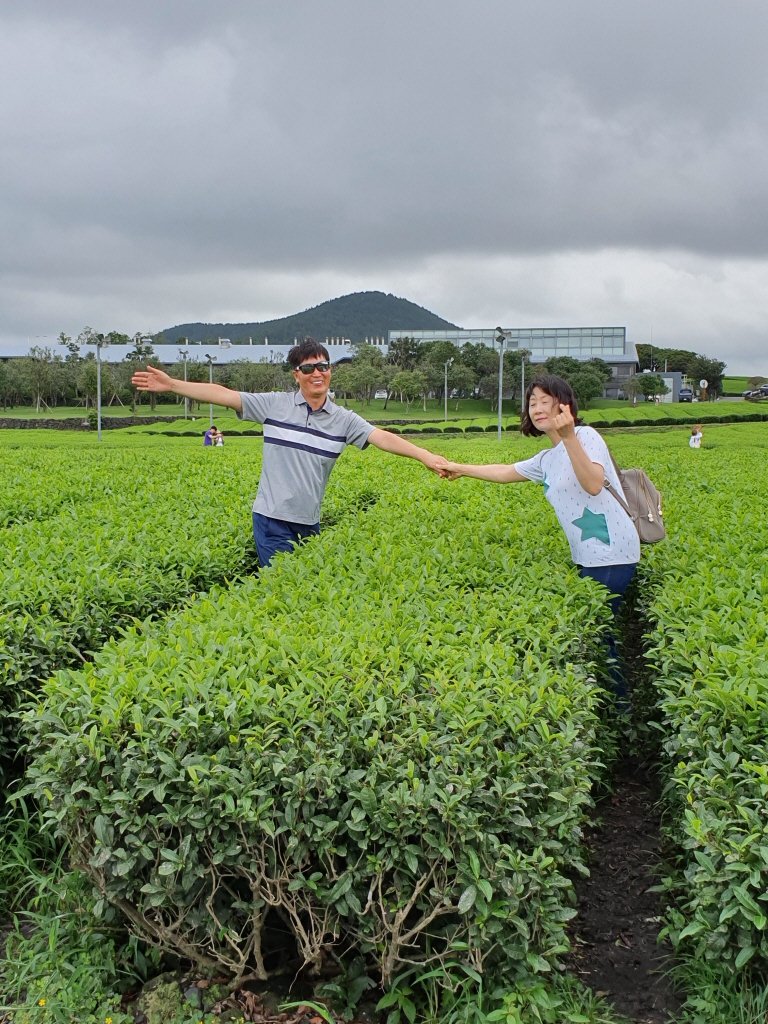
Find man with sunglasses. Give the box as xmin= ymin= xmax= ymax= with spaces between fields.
xmin=132 ymin=339 xmax=445 ymax=567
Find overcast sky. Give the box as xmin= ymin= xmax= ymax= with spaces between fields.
xmin=2 ymin=1 xmax=767 ymax=373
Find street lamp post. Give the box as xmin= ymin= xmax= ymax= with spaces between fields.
xmin=205 ymin=353 xmax=217 ymax=427
xmin=520 ymin=351 xmax=526 ymax=410
xmin=495 ymin=328 xmax=507 ymax=440
xmin=95 ymin=333 xmax=108 ymax=442
xmin=443 ymin=358 xmax=454 ymax=421
xmin=179 ymin=348 xmax=189 ymax=418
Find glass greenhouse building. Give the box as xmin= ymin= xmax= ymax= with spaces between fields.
xmin=387 ymin=326 xmax=639 ymax=397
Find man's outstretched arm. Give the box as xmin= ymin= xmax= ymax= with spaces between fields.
xmin=131 ymin=365 xmax=243 ymax=413
xmin=367 ymin=428 xmax=445 ymax=473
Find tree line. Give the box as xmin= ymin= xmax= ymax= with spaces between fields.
xmin=636 ymin=344 xmax=726 ymax=396
xmin=0 ymin=330 xmax=727 ymax=414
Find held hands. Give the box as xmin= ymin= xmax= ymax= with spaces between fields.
xmin=430 ymin=456 xmax=462 ymax=480
xmin=131 ymin=364 xmax=173 ymax=393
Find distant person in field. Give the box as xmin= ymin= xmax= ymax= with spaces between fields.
xmin=203 ymin=424 xmax=217 ymax=446
xmin=435 ymin=375 xmax=640 ymax=696
xmin=689 ymin=425 xmax=703 ymax=449
xmin=214 ymin=428 xmax=224 ymax=446
xmin=132 ymin=339 xmax=445 ymax=567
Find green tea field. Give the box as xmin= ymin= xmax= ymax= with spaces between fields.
xmin=1 ymin=421 xmax=767 ymax=1024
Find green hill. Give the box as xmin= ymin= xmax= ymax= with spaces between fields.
xmin=156 ymin=291 xmax=459 ymax=346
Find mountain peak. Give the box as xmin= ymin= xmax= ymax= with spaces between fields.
xmin=157 ymin=291 xmax=459 ymax=345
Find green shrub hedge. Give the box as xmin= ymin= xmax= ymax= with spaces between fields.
xmin=635 ymin=440 xmax=768 ymax=973
xmin=24 ymin=481 xmax=611 ymax=993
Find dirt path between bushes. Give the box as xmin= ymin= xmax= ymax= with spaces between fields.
xmin=567 ymin=758 xmax=683 ymax=1024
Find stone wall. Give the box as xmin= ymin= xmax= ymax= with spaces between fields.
xmin=0 ymin=416 xmax=182 ymax=431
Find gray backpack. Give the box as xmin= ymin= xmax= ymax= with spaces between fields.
xmin=603 ymin=455 xmax=665 ymax=544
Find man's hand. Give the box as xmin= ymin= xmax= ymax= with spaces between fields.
xmin=131 ymin=365 xmax=174 ymax=393
xmin=422 ymin=452 xmax=452 ymax=475
xmin=434 ymin=457 xmax=461 ymax=479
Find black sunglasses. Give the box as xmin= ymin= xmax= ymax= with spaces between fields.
xmin=296 ymin=361 xmax=331 ymax=374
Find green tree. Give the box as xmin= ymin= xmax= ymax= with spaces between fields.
xmin=636 ymin=373 xmax=669 ymax=401
xmin=569 ymin=369 xmax=606 ymax=409
xmin=225 ymin=359 xmax=289 ymax=394
xmin=0 ymin=360 xmax=10 ymax=410
xmin=624 ymin=374 xmax=642 ymax=406
xmin=58 ymin=332 xmax=80 ymax=362
xmin=76 ymin=327 xmax=113 ymax=411
xmin=78 ymin=357 xmax=99 ymax=409
xmin=543 ymin=356 xmax=582 ymax=379
xmin=352 ymin=361 xmax=387 ymax=404
xmin=21 ymin=346 xmax=62 ymax=411
xmin=461 ymin=342 xmax=499 ymax=400
xmin=446 ymin=361 xmax=477 ymax=406
xmin=126 ymin=332 xmax=155 ymax=361
xmin=636 ymin=343 xmax=720 ymax=379
xmin=418 ymin=340 xmax=462 ymax=368
xmin=687 ymin=356 xmax=726 ymax=399
xmin=351 ymin=342 xmax=387 ymax=367
xmin=390 ymin=370 xmax=427 ymax=408
xmin=332 ymin=345 xmax=389 ymax=404
xmin=328 ymin=363 xmax=355 ymax=403
xmin=583 ymin=357 xmax=613 ymax=385
xmin=541 ymin=354 xmax=612 ymax=408
xmin=387 ymin=336 xmax=421 ymax=371
xmin=503 ymin=348 xmax=533 ymax=407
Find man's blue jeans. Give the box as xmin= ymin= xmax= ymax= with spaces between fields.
xmin=252 ymin=512 xmax=320 ymax=568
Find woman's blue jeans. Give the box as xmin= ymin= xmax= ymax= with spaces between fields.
xmin=577 ymin=562 xmax=638 ymax=700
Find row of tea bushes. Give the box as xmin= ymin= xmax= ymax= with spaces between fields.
xmin=637 ymin=437 xmax=768 ymax=973
xmin=0 ymin=448 xmax=151 ymax=527
xmin=23 ymin=465 xmax=615 ymax=996
xmin=0 ymin=443 xmax=387 ymax=781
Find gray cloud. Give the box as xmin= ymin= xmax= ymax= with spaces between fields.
xmin=2 ymin=1 xmax=768 ymax=373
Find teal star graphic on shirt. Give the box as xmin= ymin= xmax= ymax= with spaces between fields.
xmin=572 ymin=507 xmax=611 ymax=545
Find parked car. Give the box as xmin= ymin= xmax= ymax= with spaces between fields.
xmin=374 ymin=389 xmax=388 ymax=400
xmin=679 ymin=388 xmax=694 ymax=402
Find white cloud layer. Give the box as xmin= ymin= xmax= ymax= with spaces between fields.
xmin=2 ymin=1 xmax=767 ymax=373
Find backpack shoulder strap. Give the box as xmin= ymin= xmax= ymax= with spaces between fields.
xmin=601 ymin=446 xmax=633 ymax=519
xmin=603 ymin=477 xmax=632 ymax=519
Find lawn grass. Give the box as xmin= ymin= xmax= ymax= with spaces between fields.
xmin=1 ymin=395 xmax=764 ymax=444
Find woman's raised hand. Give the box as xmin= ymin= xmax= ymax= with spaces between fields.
xmin=551 ymin=403 xmax=576 ymax=438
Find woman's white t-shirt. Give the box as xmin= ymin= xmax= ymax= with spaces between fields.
xmin=514 ymin=426 xmax=640 ymax=567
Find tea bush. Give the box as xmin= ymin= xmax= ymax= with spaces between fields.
xmin=0 ymin=444 xmax=385 ymax=786
xmin=637 ymin=439 xmax=768 ymax=972
xmin=24 ymin=473 xmax=612 ymax=991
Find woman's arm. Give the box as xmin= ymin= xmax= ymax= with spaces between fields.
xmin=560 ymin=434 xmax=605 ymax=495
xmin=439 ymin=461 xmax=529 ymax=483
xmin=552 ymin=406 xmax=605 ymax=496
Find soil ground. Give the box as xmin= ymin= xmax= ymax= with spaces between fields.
xmin=567 ymin=757 xmax=684 ymax=1024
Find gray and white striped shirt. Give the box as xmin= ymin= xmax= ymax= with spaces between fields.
xmin=238 ymin=391 xmax=374 ymax=524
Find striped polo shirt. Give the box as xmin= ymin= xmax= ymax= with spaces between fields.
xmin=238 ymin=391 xmax=375 ymax=525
